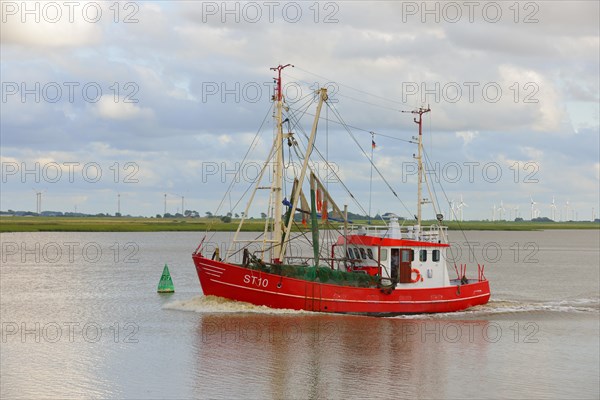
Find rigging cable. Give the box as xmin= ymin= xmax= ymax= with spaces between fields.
xmin=421 ymin=145 xmax=480 ymax=265
xmin=286 ymin=66 xmax=408 ymax=106
xmin=203 ymin=102 xmax=274 ymax=245
xmin=369 ymin=131 xmax=374 ymax=223
xmin=286 ymin=101 xmax=371 ymax=217
xmin=286 ymin=105 xmax=414 ymax=144
xmin=325 ymin=100 xmax=415 ymax=218
xmin=223 ymin=91 xmax=315 ymax=218
xmin=286 ymin=96 xmax=374 ymax=217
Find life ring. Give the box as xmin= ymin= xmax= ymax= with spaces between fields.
xmin=410 ymin=268 xmax=421 ymax=283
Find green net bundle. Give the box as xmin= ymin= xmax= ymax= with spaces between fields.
xmin=247 ymin=260 xmax=377 ymax=288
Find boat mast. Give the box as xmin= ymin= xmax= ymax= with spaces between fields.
xmin=278 ymin=88 xmax=328 ymax=262
xmin=270 ymin=64 xmax=292 ymax=263
xmin=405 ymin=106 xmax=430 ymax=227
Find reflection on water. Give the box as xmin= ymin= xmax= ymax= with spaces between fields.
xmin=191 ymin=314 xmax=494 ymax=399
xmin=186 ymin=311 xmax=599 ymax=399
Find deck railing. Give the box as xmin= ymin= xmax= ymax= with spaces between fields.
xmin=348 ymin=224 xmax=448 ymax=243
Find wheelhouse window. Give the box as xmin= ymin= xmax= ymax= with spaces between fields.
xmin=367 ymin=248 xmax=374 ymax=259
xmin=419 ymin=250 xmax=427 ymax=262
xmin=347 ymin=248 xmax=353 ymax=259
xmin=359 ymin=248 xmax=367 ymax=259
xmin=401 ymin=250 xmax=411 ymax=262
xmin=380 ymin=249 xmax=388 ymax=261
xmin=352 ymin=248 xmax=360 ymax=259
xmin=432 ymin=249 xmax=440 ymax=262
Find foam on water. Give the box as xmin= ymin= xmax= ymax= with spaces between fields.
xmin=486 ymin=297 xmax=599 ymax=313
xmin=393 ymin=297 xmax=600 ymax=319
xmin=163 ymin=295 xmax=310 ymax=315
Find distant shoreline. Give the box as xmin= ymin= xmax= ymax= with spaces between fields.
xmin=1 ymin=216 xmax=598 ymax=233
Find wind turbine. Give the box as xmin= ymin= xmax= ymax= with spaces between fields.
xmin=498 ymin=200 xmax=505 ymax=221
xmin=32 ymin=188 xmax=45 ymax=214
xmin=448 ymin=199 xmax=455 ymax=221
xmin=530 ymin=196 xmax=536 ymax=220
xmin=169 ymin=193 xmax=185 ymax=216
xmin=514 ymin=205 xmax=520 ymax=220
xmin=550 ymin=196 xmax=557 ymax=221
xmin=492 ymin=204 xmax=496 ymax=222
xmin=565 ymin=199 xmax=570 ymax=221
xmin=457 ymin=195 xmax=468 ymax=221
xmin=173 ymin=194 xmax=185 ymax=215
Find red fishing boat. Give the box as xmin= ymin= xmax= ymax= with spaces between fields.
xmin=192 ymin=65 xmax=490 ymax=315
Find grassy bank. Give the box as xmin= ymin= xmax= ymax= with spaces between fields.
xmin=1 ymin=216 xmax=598 ymax=233
xmin=0 ymin=217 xmax=266 ymax=233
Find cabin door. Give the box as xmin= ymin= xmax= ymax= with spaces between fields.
xmin=399 ymin=249 xmax=413 ymax=283
xmin=390 ymin=249 xmax=399 ymax=281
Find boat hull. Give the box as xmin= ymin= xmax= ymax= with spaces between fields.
xmin=193 ymin=254 xmax=491 ymax=315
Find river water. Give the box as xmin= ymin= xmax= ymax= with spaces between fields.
xmin=1 ymin=230 xmax=598 ymax=399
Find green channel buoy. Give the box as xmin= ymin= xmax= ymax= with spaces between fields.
xmin=157 ymin=264 xmax=175 ymax=293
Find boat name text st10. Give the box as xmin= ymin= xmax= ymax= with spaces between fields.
xmin=243 ymin=274 xmax=269 ymax=288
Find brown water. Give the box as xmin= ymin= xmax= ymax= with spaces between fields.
xmin=1 ymin=230 xmax=598 ymax=399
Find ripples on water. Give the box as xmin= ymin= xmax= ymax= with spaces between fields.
xmin=1 ymin=230 xmax=599 ymax=399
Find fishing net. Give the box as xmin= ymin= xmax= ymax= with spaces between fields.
xmin=247 ymin=258 xmax=377 ymax=288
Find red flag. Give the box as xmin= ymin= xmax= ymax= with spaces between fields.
xmin=372 ymin=139 xmax=376 ymax=149
xmin=316 ymin=189 xmax=322 ymax=212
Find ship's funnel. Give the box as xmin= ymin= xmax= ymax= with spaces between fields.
xmin=389 ymin=216 xmax=402 ymax=238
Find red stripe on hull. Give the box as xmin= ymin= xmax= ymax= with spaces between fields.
xmin=193 ymin=254 xmax=490 ymax=315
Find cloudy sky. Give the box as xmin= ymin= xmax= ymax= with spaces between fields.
xmin=1 ymin=1 xmax=598 ymax=221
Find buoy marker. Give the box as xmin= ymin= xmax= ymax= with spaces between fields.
xmin=157 ymin=263 xmax=175 ymax=293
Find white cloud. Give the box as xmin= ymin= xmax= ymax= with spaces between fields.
xmin=1 ymin=2 xmax=103 ymax=47
xmin=93 ymin=96 xmax=153 ymax=120
xmin=455 ymin=131 xmax=478 ymax=145
xmin=497 ymin=65 xmax=564 ymax=132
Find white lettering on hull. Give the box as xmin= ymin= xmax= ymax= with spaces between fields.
xmin=243 ymin=274 xmax=269 ymax=288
